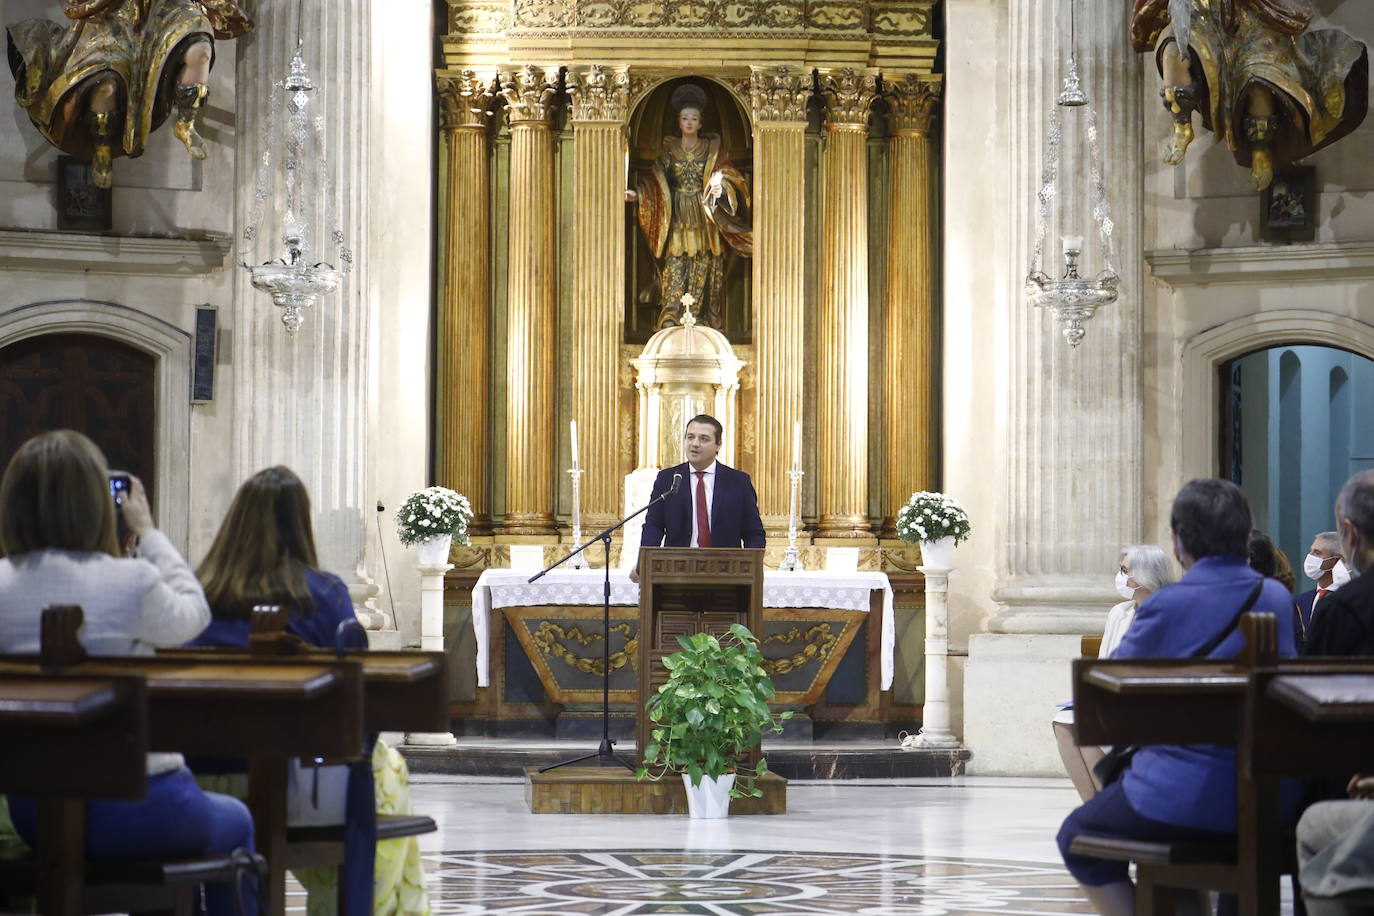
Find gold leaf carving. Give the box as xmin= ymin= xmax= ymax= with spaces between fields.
xmin=513 ymin=0 xmax=573 ymax=27
xmin=498 ymin=65 xmax=560 ymax=124
xmin=884 ymin=73 xmax=941 ymax=134
xmin=761 ymin=624 xmax=839 ymax=675
xmin=436 ymin=69 xmax=498 ymax=131
xmin=448 ymin=0 xmax=510 ymax=33
xmin=871 ymin=3 xmax=930 ymax=36
xmin=532 ymin=621 xmax=638 ymax=676
xmin=819 ymin=68 xmax=876 ymax=128
xmin=806 ymin=0 xmax=865 ymax=30
xmin=568 ymin=65 xmax=630 ymax=122
xmin=750 ymin=65 xmax=811 ymax=123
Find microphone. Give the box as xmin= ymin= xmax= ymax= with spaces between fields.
xmin=668 ymin=472 xmax=682 ymax=496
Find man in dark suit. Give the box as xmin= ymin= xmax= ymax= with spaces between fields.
xmin=1304 ymin=470 xmax=1374 ymax=657
xmin=632 ymin=414 xmax=765 ymax=581
xmin=1295 ymin=530 xmax=1350 ymax=643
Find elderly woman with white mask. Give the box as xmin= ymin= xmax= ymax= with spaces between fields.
xmin=1053 ymin=544 xmax=1178 ymax=802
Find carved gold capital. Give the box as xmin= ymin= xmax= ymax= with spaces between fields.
xmin=499 ymin=65 xmax=560 ymax=125
xmin=437 ymin=69 xmax=498 ymax=131
xmin=749 ymin=65 xmax=812 ymax=123
xmin=819 ymin=69 xmax=877 ymax=129
xmin=567 ymin=65 xmax=630 ymax=122
xmin=885 ymin=73 xmax=941 ymax=135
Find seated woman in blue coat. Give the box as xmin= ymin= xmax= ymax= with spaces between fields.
xmin=1057 ymin=478 xmax=1298 ymax=916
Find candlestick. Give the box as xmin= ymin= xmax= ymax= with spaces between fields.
xmin=570 ymin=420 xmax=579 ymax=468
xmin=780 ymin=467 xmax=804 ymax=571
xmin=568 ymin=466 xmax=586 ymax=569
xmin=791 ymin=421 xmax=801 ymax=470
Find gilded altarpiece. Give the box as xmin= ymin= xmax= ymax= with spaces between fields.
xmin=436 ymin=0 xmax=942 ymax=735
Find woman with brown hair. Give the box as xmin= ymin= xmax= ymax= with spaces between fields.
xmin=0 ymin=429 xmax=256 ymax=916
xmin=193 ymin=465 xmax=355 ymax=647
xmin=193 ymin=466 xmax=429 ymax=916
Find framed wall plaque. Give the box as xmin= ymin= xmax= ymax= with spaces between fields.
xmin=56 ymin=156 xmax=112 ymax=232
xmin=1259 ymin=165 xmax=1316 ymax=243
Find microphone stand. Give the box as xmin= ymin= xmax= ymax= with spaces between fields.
xmin=532 ymin=474 xmax=681 ymax=772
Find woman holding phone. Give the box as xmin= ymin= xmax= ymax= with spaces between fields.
xmin=0 ymin=429 xmax=257 ymax=916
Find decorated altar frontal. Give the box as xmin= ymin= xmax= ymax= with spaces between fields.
xmin=465 ymin=568 xmax=899 ymax=738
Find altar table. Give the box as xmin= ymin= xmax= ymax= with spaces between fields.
xmin=470 ymin=568 xmax=895 ymax=691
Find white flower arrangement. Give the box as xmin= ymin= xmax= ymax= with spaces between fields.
xmin=396 ymin=486 xmax=473 ymax=548
xmin=895 ymin=491 xmax=972 ymax=546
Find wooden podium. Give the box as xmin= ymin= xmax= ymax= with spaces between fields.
xmin=634 ymin=547 xmax=764 ymax=762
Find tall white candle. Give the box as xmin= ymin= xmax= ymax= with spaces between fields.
xmin=791 ymin=421 xmax=801 ymax=470
xmin=570 ymin=420 xmax=579 ymax=468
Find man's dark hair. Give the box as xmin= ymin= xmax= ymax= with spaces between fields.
xmin=1336 ymin=469 xmax=1374 ymax=540
xmin=686 ymin=414 xmax=723 ymax=444
xmin=1169 ymin=478 xmax=1252 ymax=560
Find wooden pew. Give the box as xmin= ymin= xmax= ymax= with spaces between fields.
xmin=159 ymin=609 xmax=448 ymax=911
xmin=1070 ymin=613 xmax=1374 ymax=915
xmin=0 ymin=670 xmax=146 ymax=916
xmin=0 ymin=606 xmax=366 ymax=916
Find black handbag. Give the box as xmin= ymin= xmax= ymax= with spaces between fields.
xmin=1091 ymin=578 xmax=1266 ymax=788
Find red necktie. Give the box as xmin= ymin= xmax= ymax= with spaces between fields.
xmin=694 ymin=470 xmax=712 ymax=548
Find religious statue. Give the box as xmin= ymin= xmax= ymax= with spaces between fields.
xmin=7 ymin=0 xmax=254 ymax=190
xmin=1131 ymin=0 xmax=1368 ymax=191
xmin=626 ymin=83 xmax=751 ymax=330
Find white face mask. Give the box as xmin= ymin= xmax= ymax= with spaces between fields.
xmin=1115 ymin=570 xmax=1136 ymax=600
xmin=1305 ymin=553 xmax=1349 ymax=584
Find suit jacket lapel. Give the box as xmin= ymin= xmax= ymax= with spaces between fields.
xmin=710 ymin=463 xmax=727 ymax=537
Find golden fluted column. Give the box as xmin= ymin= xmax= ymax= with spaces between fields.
xmin=436 ymin=70 xmax=497 ymax=536
xmin=816 ymin=69 xmax=877 ymax=540
xmin=568 ymin=65 xmax=629 ymax=530
xmin=499 ymin=65 xmax=560 ymax=536
xmin=749 ymin=66 xmax=812 ymax=534
xmin=881 ymin=75 xmax=943 ymax=538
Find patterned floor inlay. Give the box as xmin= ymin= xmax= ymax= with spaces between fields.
xmin=418 ymin=849 xmax=1093 ymax=915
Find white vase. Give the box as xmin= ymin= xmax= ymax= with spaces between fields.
xmin=919 ymin=535 xmax=956 ymax=569
xmin=682 ymin=772 xmax=735 ymax=819
xmin=416 ymin=533 xmax=453 ymax=567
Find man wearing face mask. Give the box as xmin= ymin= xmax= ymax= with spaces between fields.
xmin=1296 ymin=532 xmax=1351 ymax=642
xmin=1303 ymin=470 xmax=1374 ymax=657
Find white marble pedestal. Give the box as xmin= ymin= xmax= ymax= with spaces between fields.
xmin=912 ymin=566 xmax=961 ymax=748
xmin=406 ymin=561 xmax=457 ymax=746
xmin=963 ymin=633 xmax=1082 ymax=775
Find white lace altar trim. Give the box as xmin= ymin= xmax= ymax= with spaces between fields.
xmin=470 ymin=568 xmax=894 ymax=691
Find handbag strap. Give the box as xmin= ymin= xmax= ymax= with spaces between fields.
xmin=1193 ymin=578 xmax=1265 ymax=659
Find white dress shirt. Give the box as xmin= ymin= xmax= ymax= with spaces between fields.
xmin=689 ymin=460 xmax=717 ymax=548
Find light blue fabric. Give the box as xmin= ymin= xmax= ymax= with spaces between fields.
xmin=1115 ymin=554 xmax=1299 ymax=832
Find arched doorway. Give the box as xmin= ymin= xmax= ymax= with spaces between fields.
xmin=1220 ymin=344 xmax=1374 ymax=589
xmin=0 ymin=333 xmax=157 ymax=510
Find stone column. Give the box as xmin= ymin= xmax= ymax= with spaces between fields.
xmin=568 ymin=65 xmax=629 ymax=531
xmin=959 ymin=0 xmax=1144 ymax=775
xmin=914 ymin=564 xmax=959 ymax=747
xmin=406 ymin=559 xmax=456 ymax=746
xmin=232 ymin=0 xmax=387 ymax=629
xmin=436 ymin=70 xmax=497 ymax=535
xmin=749 ymin=66 xmax=812 ymax=535
xmin=882 ymin=75 xmax=942 ymax=537
xmin=816 ymin=70 xmax=877 ymax=540
xmin=499 ymin=65 xmax=560 ymax=536
xmin=990 ymin=1 xmax=1143 ymax=633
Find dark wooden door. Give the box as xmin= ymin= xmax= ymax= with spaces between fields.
xmin=0 ymin=334 xmax=157 ymax=509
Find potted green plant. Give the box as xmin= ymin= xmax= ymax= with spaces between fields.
xmin=635 ymin=623 xmax=792 ymax=818
xmin=896 ymin=491 xmax=972 ymax=568
xmin=396 ymin=486 xmax=472 ymax=566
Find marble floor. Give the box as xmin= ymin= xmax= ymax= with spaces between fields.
xmin=289 ymin=775 xmax=1099 ymax=915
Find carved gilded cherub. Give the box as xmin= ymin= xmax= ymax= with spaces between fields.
xmin=7 ymin=0 xmax=253 ymax=189
xmin=1132 ymin=0 xmax=1368 ymax=190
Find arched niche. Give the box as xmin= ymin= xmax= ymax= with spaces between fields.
xmin=1180 ymin=308 xmax=1374 ymax=488
xmin=0 ymin=299 xmax=193 ymax=552
xmin=625 ymin=76 xmax=754 ymax=344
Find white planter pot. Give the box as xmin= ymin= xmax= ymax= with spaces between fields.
xmin=919 ymin=536 xmax=956 ymax=569
xmin=682 ymin=772 xmax=735 ymax=819
xmin=416 ymin=533 xmax=453 ymax=567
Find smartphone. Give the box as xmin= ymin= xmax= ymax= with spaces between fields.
xmin=109 ymin=473 xmax=131 ymax=506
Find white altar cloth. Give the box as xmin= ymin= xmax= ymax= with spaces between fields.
xmin=469 ymin=568 xmax=895 ymax=691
